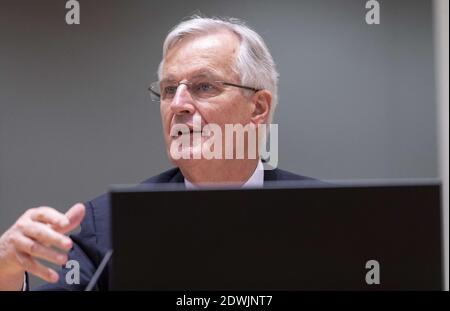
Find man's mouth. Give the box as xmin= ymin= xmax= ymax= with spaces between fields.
xmin=176 ymin=129 xmax=202 ymax=137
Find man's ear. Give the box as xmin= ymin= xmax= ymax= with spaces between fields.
xmin=250 ymin=90 xmax=272 ymax=124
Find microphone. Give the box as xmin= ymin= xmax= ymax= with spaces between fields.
xmin=85 ymin=249 xmax=113 ymax=291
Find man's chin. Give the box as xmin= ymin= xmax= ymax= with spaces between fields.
xmin=167 ymin=145 xmax=203 ymax=165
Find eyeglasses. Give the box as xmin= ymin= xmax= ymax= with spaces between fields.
xmin=148 ymin=79 xmax=260 ymax=102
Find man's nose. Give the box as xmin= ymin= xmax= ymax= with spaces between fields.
xmin=170 ymin=84 xmax=195 ymax=115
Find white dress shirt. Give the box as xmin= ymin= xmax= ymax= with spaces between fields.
xmin=184 ymin=160 xmax=264 ymax=189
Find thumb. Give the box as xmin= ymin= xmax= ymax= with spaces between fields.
xmin=60 ymin=203 xmax=86 ymax=233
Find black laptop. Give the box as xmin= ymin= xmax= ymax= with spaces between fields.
xmin=109 ymin=180 xmax=443 ymax=290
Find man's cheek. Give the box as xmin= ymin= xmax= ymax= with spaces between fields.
xmin=161 ymin=115 xmax=171 ymax=134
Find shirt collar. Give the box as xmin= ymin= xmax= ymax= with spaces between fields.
xmin=184 ymin=160 xmax=264 ymax=189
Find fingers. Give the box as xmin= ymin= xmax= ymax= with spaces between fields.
xmin=28 ymin=203 xmax=86 ymax=234
xmin=0 ymin=203 xmax=84 ymax=288
xmin=60 ymin=203 xmax=85 ymax=234
xmin=14 ymin=235 xmax=68 ymax=266
xmin=15 ymin=251 xmax=59 ymax=283
xmin=21 ymin=221 xmax=72 ymax=252
xmin=30 ymin=207 xmax=70 ymax=228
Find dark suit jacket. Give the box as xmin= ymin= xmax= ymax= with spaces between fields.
xmin=34 ymin=167 xmax=316 ymax=291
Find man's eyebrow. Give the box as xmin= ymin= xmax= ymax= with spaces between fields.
xmin=160 ymin=77 xmax=177 ymax=84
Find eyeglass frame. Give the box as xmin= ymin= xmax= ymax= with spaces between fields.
xmin=148 ymin=80 xmax=261 ymax=102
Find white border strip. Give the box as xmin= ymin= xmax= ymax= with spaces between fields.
xmin=433 ymin=0 xmax=449 ymax=291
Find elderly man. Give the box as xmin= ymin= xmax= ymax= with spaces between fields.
xmin=0 ymin=16 xmax=315 ymax=291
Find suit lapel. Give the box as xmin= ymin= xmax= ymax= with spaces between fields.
xmin=263 ymin=168 xmax=281 ymax=181
xmin=170 ymin=168 xmax=185 ymax=184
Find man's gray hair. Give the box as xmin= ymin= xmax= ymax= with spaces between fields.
xmin=158 ymin=15 xmax=279 ymax=123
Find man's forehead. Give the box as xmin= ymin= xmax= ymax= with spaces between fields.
xmin=161 ymin=31 xmax=240 ymax=80
xmin=161 ymin=69 xmax=223 ymax=82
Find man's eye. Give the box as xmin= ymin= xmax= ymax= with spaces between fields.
xmin=164 ymin=86 xmax=178 ymax=95
xmin=196 ymin=82 xmax=214 ymax=92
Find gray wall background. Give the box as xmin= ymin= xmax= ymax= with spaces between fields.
xmin=0 ymin=0 xmax=438 ymax=287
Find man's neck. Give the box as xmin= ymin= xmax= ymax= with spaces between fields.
xmin=179 ymin=158 xmax=260 ymax=186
